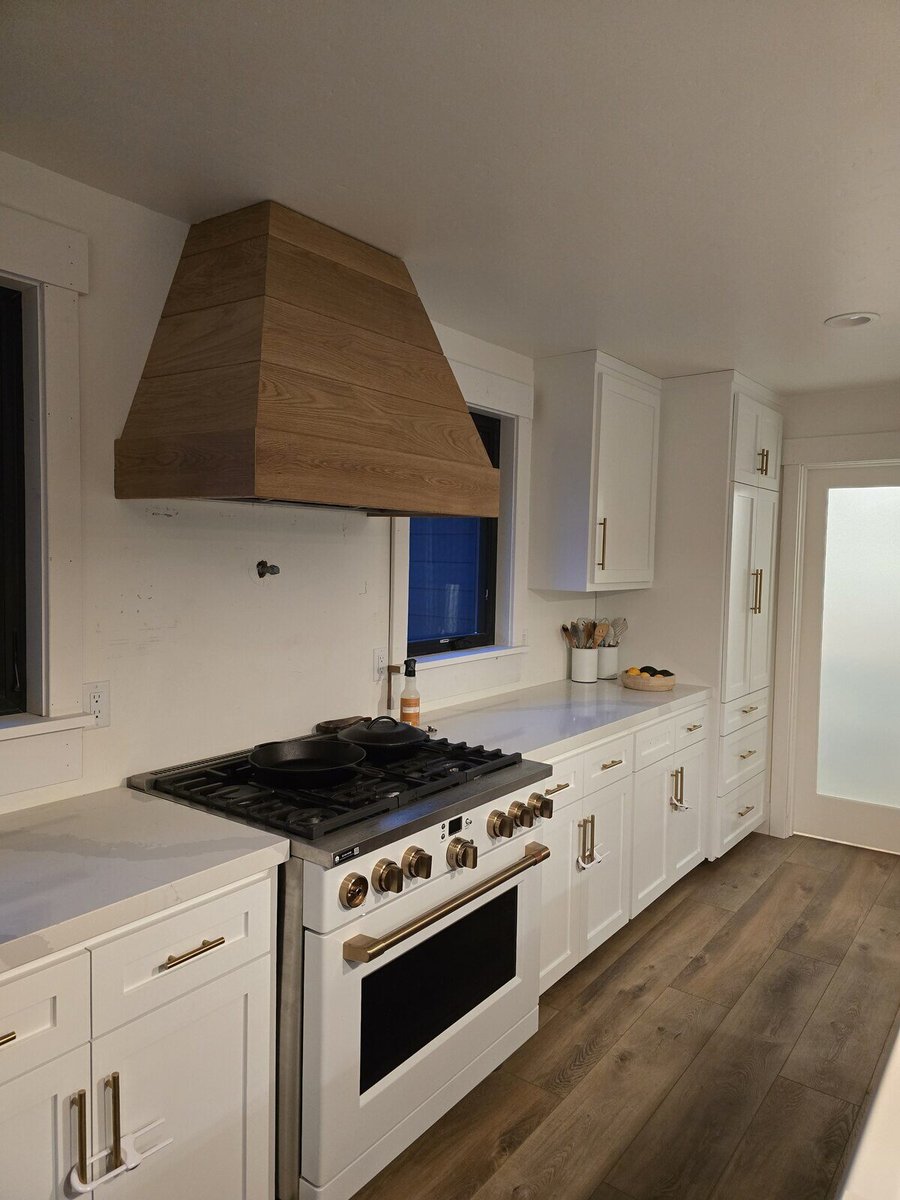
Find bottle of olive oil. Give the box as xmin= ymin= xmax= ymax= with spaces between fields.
xmin=400 ymin=658 xmax=420 ymax=727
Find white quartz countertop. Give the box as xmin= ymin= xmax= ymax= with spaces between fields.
xmin=0 ymin=787 xmax=289 ymax=973
xmin=428 ymin=678 xmax=712 ymax=759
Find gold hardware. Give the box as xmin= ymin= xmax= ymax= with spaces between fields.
xmin=670 ymin=766 xmax=687 ymax=810
xmin=339 ymin=873 xmax=369 ymax=908
xmin=750 ymin=568 xmax=762 ymax=614
xmin=372 ymin=859 xmax=404 ymax=894
xmin=544 ymin=782 xmax=569 ymax=795
xmin=597 ymin=517 xmax=608 ymax=569
xmin=71 ymin=1089 xmax=88 ymax=1187
xmin=737 ymin=804 xmax=756 ymax=818
xmin=686 ymin=723 xmax=702 ymax=732
xmin=757 ymin=567 xmax=764 ymax=615
xmin=527 ymin=792 xmax=554 ymax=820
xmin=487 ymin=809 xmax=516 ymax=838
xmin=161 ymin=935 xmax=225 ymax=971
xmin=106 ymin=1072 xmax=122 ymax=1170
xmin=763 ymin=448 xmax=770 ymax=476
xmin=508 ymin=799 xmax=535 ymax=829
xmin=401 ymin=846 xmax=432 ymax=879
xmin=0 ymin=1030 xmax=16 ymax=1047
xmin=741 ymin=705 xmax=759 ymax=714
xmin=601 ymin=758 xmax=623 ymax=771
xmin=343 ymin=843 xmax=551 ymax=963
xmin=757 ymin=448 xmax=766 ymax=475
xmin=739 ymin=749 xmax=758 ymax=760
xmin=446 ymin=836 xmax=478 ymax=870
xmin=578 ymin=818 xmax=588 ymax=863
xmin=588 ymin=813 xmax=596 ymax=859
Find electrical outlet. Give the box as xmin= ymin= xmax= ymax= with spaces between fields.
xmin=373 ymin=647 xmax=388 ymax=683
xmin=83 ymin=680 xmax=110 ymax=728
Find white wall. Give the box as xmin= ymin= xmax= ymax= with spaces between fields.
xmin=0 ymin=152 xmax=574 ymax=813
xmin=782 ymin=382 xmax=900 ymax=439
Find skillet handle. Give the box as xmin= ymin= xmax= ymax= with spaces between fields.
xmin=366 ymin=716 xmax=401 ymax=729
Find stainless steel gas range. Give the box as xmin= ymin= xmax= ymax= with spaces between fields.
xmin=129 ymin=732 xmax=553 ymax=1200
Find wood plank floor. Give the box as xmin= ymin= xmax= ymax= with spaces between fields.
xmin=351 ymin=833 xmax=900 ymax=1200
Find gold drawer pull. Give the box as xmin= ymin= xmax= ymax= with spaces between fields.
xmin=0 ymin=1030 xmax=16 ymax=1047
xmin=601 ymin=758 xmax=623 ymax=771
xmin=739 ymin=749 xmax=758 ymax=760
xmin=741 ymin=705 xmax=759 ymax=714
xmin=161 ymin=935 xmax=225 ymax=971
xmin=686 ymin=723 xmax=702 ymax=732
xmin=71 ymin=1089 xmax=88 ymax=1186
xmin=106 ymin=1072 xmax=123 ymax=1169
xmin=737 ymin=804 xmax=756 ymax=818
xmin=545 ymin=782 xmax=570 ymax=795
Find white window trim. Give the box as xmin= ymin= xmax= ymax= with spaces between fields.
xmin=0 ymin=203 xmax=89 ymax=740
xmin=388 ymin=349 xmax=533 ymax=708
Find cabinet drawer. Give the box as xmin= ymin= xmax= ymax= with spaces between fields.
xmin=542 ymin=752 xmax=585 ymax=811
xmin=91 ymin=877 xmax=272 ymax=1035
xmin=633 ymin=719 xmax=675 ymax=771
xmin=584 ymin=734 xmax=632 ymax=790
xmin=721 ymin=774 xmax=767 ymax=851
xmin=718 ymin=719 xmax=769 ymax=794
xmin=674 ymin=704 xmax=709 ymax=751
xmin=0 ymin=952 xmax=90 ymax=1086
xmin=720 ymin=689 xmax=770 ymax=737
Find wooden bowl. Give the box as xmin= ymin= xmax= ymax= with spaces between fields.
xmin=620 ymin=671 xmax=677 ymax=692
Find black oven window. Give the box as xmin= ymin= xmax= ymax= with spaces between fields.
xmin=0 ymin=285 xmax=26 ymax=715
xmin=359 ymin=887 xmax=518 ymax=1094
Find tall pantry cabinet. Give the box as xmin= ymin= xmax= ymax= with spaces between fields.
xmin=619 ymin=373 xmax=782 ymax=857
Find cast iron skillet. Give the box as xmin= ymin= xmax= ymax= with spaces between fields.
xmin=337 ymin=715 xmax=429 ymax=762
xmin=249 ymin=736 xmax=366 ymax=787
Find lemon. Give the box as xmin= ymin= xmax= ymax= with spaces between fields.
xmin=626 ymin=667 xmax=640 ymax=676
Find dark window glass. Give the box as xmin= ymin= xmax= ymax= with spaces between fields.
xmin=359 ymin=887 xmax=518 ymax=1093
xmin=0 ymin=286 xmax=26 ymax=715
xmin=407 ymin=412 xmax=500 ymax=655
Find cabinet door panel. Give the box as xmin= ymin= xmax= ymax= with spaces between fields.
xmin=539 ymin=803 xmax=583 ymax=994
xmin=722 ymin=483 xmax=755 ymax=702
xmin=631 ymin=761 xmax=671 ymax=916
xmin=0 ymin=1043 xmax=89 ymax=1200
xmin=581 ymin=779 xmax=632 ymax=958
xmin=731 ymin=392 xmax=762 ymax=486
xmin=669 ymin=741 xmax=706 ymax=879
xmin=748 ymin=488 xmax=779 ymax=693
xmin=92 ymin=957 xmax=272 ymax=1200
xmin=756 ymin=405 xmax=783 ymax=491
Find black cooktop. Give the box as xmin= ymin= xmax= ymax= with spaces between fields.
xmin=145 ymin=736 xmax=522 ymax=841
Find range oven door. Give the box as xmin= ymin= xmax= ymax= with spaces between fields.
xmin=301 ymin=842 xmax=547 ymax=1192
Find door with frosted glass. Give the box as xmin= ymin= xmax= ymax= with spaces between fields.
xmin=795 ymin=466 xmax=900 ymax=851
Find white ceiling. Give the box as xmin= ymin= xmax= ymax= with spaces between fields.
xmin=2 ymin=1 xmax=900 ymax=393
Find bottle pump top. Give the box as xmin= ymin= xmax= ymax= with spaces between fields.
xmin=404 ymin=658 xmax=417 ymax=677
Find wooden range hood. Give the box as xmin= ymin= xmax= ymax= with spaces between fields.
xmin=115 ymin=201 xmax=500 ymax=516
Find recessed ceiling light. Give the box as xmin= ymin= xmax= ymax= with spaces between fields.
xmin=823 ymin=311 xmax=880 ymax=328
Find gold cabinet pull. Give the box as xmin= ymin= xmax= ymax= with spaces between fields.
xmin=670 ymin=766 xmax=688 ymax=810
xmin=601 ymin=758 xmax=623 ymax=771
xmin=737 ymin=804 xmax=756 ymax=818
xmin=750 ymin=568 xmax=762 ymax=614
xmin=161 ymin=935 xmax=225 ymax=972
xmin=71 ymin=1089 xmax=88 ymax=1186
xmin=741 ymin=705 xmax=759 ymax=714
xmin=739 ymin=749 xmax=758 ymax=760
xmin=545 ymin=781 xmax=570 ymax=795
xmin=0 ymin=1030 xmax=16 ymax=1048
xmin=757 ymin=568 xmax=764 ymax=615
xmin=757 ymin=448 xmax=770 ymax=476
xmin=686 ymin=723 xmax=702 ymax=733
xmin=588 ymin=813 xmax=596 ymax=859
xmin=763 ymin=448 xmax=770 ymax=476
xmin=596 ymin=517 xmax=608 ymax=570
xmin=343 ymin=843 xmax=550 ymax=963
xmin=106 ymin=1072 xmax=122 ymax=1170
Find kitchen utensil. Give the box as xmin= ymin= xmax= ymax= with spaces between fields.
xmin=561 ymin=624 xmax=576 ymax=648
xmin=620 ymin=670 xmax=676 ymax=692
xmin=337 ymin=715 xmax=429 ymax=762
xmin=593 ymin=621 xmax=609 ymax=648
xmin=316 ymin=716 xmax=368 ymax=734
xmin=609 ymin=617 xmax=628 ymax=646
xmin=249 ymin=737 xmax=365 ymax=785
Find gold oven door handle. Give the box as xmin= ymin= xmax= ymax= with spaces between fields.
xmin=343 ymin=843 xmax=551 ymax=963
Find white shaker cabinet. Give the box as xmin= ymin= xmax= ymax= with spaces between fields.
xmin=530 ymin=350 xmax=661 ymax=592
xmin=580 ymin=777 xmax=632 ymax=959
xmin=722 ymin=483 xmax=779 ymax=703
xmin=537 ymin=778 xmax=584 ymax=993
xmin=732 ymin=390 xmax=783 ymax=492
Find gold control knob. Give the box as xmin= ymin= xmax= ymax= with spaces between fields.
xmin=487 ymin=809 xmax=515 ymax=839
xmin=447 ymin=836 xmax=478 ymax=870
xmin=401 ymin=846 xmax=433 ymax=880
xmin=508 ymin=800 xmax=535 ymax=829
xmin=339 ymin=873 xmax=369 ymax=909
xmin=527 ymin=792 xmax=554 ymax=820
xmin=371 ymin=859 xmax=404 ymax=894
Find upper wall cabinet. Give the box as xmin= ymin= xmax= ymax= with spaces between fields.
xmin=732 ymin=391 xmax=783 ymax=491
xmin=530 ymin=351 xmax=661 ymax=592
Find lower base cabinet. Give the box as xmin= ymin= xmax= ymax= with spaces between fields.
xmin=632 ymin=741 xmax=707 ymax=916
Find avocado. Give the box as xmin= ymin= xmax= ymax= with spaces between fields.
xmin=639 ymin=666 xmax=658 ymax=676
xmin=658 ymin=669 xmax=674 ymax=677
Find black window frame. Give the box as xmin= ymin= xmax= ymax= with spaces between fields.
xmin=407 ymin=410 xmax=501 ymax=658
xmin=0 ymin=284 xmax=26 ymax=715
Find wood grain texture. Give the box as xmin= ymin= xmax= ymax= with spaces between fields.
xmin=878 ymin=858 xmax=900 ymax=909
xmin=782 ymin=903 xmax=900 ymax=1104
xmin=181 ymin=202 xmax=270 ymax=257
xmin=472 ymin=989 xmax=726 ymax=1200
xmin=687 ymin=831 xmax=802 ymax=912
xmin=607 ymin=950 xmax=835 ymax=1200
xmin=709 ymin=1077 xmax=856 ymax=1200
xmin=789 ymin=836 xmax=856 ymax=874
xmin=780 ymin=846 xmax=895 ymax=964
xmin=162 ymin=235 xmax=268 ymax=316
xmin=352 ymin=1068 xmax=557 ymax=1200
xmin=114 ymin=430 xmax=256 ymax=499
xmin=143 ymin=297 xmax=265 ymax=377
xmin=122 ymin=363 xmax=261 ymax=438
xmin=504 ymin=899 xmax=729 ymax=1098
xmin=673 ymin=862 xmax=827 ymax=1006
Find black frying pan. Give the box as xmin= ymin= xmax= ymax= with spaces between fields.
xmin=249 ymin=737 xmax=366 ymax=787
xmin=337 ymin=715 xmax=429 ymax=762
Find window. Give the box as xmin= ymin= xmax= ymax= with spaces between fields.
xmin=0 ymin=285 xmax=26 ymax=715
xmin=407 ymin=412 xmax=501 ymax=656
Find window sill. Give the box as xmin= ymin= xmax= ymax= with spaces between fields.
xmin=415 ymin=645 xmax=529 ymax=671
xmin=0 ymin=712 xmax=94 ymax=743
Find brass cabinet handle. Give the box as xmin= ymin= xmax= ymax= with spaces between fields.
xmin=670 ymin=766 xmax=688 ymax=811
xmin=343 ymin=843 xmax=550 ymax=963
xmin=686 ymin=723 xmax=702 ymax=732
xmin=596 ymin=517 xmax=608 ymax=569
xmin=750 ymin=568 xmax=762 ymax=614
xmin=588 ymin=814 xmax=596 ymax=859
xmin=739 ymin=749 xmax=758 ymax=760
xmin=764 ymin=448 xmax=770 ymax=476
xmin=545 ymin=781 xmax=570 ymax=795
xmin=757 ymin=448 xmax=770 ymax=476
xmin=737 ymin=804 xmax=756 ymax=818
xmin=0 ymin=1030 xmax=16 ymax=1047
xmin=741 ymin=705 xmax=759 ymax=714
xmin=71 ymin=1089 xmax=88 ymax=1187
xmin=161 ymin=935 xmax=225 ymax=971
xmin=106 ymin=1072 xmax=122 ymax=1170
xmin=757 ymin=567 xmax=764 ymax=615
xmin=601 ymin=758 xmax=623 ymax=771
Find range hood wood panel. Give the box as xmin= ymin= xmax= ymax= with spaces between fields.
xmin=116 ymin=201 xmax=500 ymax=516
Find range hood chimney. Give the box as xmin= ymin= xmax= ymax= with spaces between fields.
xmin=115 ymin=201 xmax=500 ymax=517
